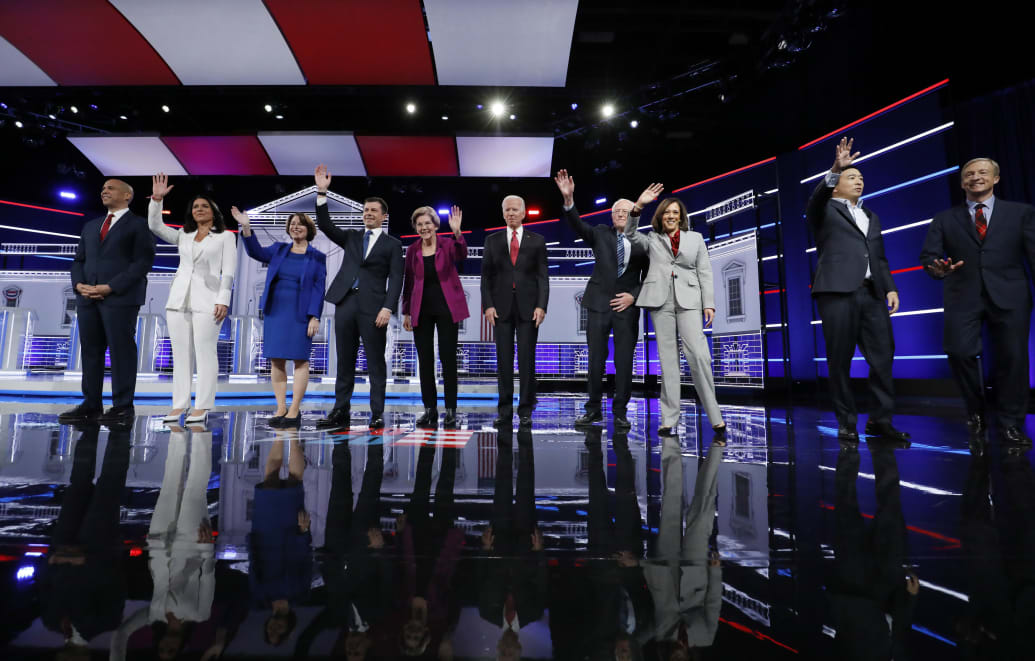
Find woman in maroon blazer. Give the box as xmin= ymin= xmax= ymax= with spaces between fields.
xmin=402 ymin=206 xmax=469 ymax=429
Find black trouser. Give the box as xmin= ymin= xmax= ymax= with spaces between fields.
xmin=77 ymin=303 xmax=140 ymax=409
xmin=944 ymin=293 xmax=1031 ymax=427
xmin=816 ymin=282 xmax=896 ymax=429
xmin=494 ymin=293 xmax=538 ymax=417
xmin=51 ymin=426 xmax=131 ymax=549
xmin=413 ymin=311 xmax=459 ymax=409
xmin=586 ymin=430 xmax=642 ymax=555
xmin=585 ymin=306 xmax=640 ymax=416
xmin=334 ymin=292 xmax=387 ymax=415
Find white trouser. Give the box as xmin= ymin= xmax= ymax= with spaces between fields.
xmin=166 ymin=309 xmax=222 ymax=410
xmin=649 ymin=285 xmax=723 ymax=428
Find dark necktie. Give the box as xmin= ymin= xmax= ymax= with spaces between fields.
xmin=504 ymin=593 xmax=517 ymax=629
xmin=100 ymin=213 xmax=114 ymax=241
xmin=974 ymin=204 xmax=987 ymax=241
xmin=352 ymin=230 xmax=373 ymax=288
xmin=616 ymin=231 xmax=626 ymax=277
xmin=510 ymin=230 xmax=519 ymax=265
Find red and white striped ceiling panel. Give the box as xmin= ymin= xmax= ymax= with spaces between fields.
xmin=109 ymin=0 xmax=305 ymax=85
xmin=67 ymin=136 xmax=188 ymax=176
xmin=162 ymin=136 xmax=277 ymax=176
xmin=257 ymin=132 xmax=367 ymax=176
xmin=264 ymin=0 xmax=435 ymax=85
xmin=0 ymin=0 xmax=180 ymax=86
xmin=0 ymin=35 xmax=56 ymax=86
xmin=355 ymin=136 xmax=459 ymax=176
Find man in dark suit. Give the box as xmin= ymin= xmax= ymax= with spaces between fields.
xmin=482 ymin=195 xmax=549 ymax=428
xmin=313 ymin=165 xmax=403 ymax=430
xmin=920 ymin=158 xmax=1035 ymax=445
xmin=555 ymin=169 xmax=649 ymax=430
xmin=808 ymin=137 xmax=908 ymax=442
xmin=59 ymin=179 xmax=155 ymax=426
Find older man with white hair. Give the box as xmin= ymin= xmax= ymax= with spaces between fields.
xmin=555 ymin=169 xmax=649 ymax=430
xmin=482 ymin=194 xmax=549 ymax=428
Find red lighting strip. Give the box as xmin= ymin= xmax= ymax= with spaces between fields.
xmin=0 ymin=199 xmax=85 ymax=217
xmin=399 ymin=230 xmax=474 ymax=239
xmin=891 ymin=265 xmax=924 ymax=275
xmin=672 ymin=157 xmax=777 ymax=193
xmin=718 ymin=617 xmax=799 ymax=654
xmin=820 ymin=503 xmax=960 ymax=545
xmin=798 ymin=79 xmax=951 ymax=150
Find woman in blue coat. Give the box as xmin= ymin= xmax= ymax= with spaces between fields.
xmin=232 ymin=207 xmax=327 ymax=428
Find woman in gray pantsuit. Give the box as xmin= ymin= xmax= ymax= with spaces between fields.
xmin=625 ymin=185 xmax=726 ymax=436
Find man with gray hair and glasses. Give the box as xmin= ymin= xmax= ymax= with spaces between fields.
xmin=920 ymin=157 xmax=1035 ymax=446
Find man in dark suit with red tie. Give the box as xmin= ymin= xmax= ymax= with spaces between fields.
xmin=59 ymin=179 xmax=155 ymax=426
xmin=482 ymin=196 xmax=550 ymax=428
xmin=920 ymin=158 xmax=1035 ymax=445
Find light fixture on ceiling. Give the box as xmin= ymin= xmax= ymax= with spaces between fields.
xmin=161 ymin=105 xmax=170 ymax=113
xmin=490 ymin=101 xmax=505 ymax=117
xmin=406 ymin=102 xmax=417 ymax=114
xmin=629 ymin=120 xmax=639 ymax=128
xmin=69 ymin=105 xmax=78 ymax=114
xmin=602 ymin=104 xmax=615 ymax=118
xmin=441 ymin=115 xmax=449 ymax=120
xmin=264 ymin=104 xmax=273 ymax=112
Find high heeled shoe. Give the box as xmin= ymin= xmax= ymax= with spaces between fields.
xmin=184 ymin=411 xmax=208 ymax=425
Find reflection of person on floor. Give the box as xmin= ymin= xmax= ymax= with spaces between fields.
xmin=478 ymin=428 xmax=546 ymax=660
xmin=957 ymin=447 xmax=1035 ymax=657
xmin=295 ymin=440 xmax=389 ymax=660
xmin=828 ymin=441 xmax=917 ymax=660
xmin=396 ymin=444 xmax=464 ymax=657
xmin=41 ymin=424 xmax=131 ymax=660
xmin=249 ymin=430 xmax=312 ymax=647
xmin=643 ymin=437 xmax=725 ymax=658
xmin=195 ymin=562 xmax=250 ymax=661
xmin=553 ymin=429 xmax=653 ymax=660
xmin=111 ymin=424 xmax=216 ymax=661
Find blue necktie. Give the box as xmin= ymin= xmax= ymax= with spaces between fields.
xmin=352 ymin=230 xmax=372 ymax=288
xmin=616 ymin=231 xmax=626 ymax=277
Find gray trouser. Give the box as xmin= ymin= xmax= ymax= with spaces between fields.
xmin=650 ymin=288 xmax=723 ymax=428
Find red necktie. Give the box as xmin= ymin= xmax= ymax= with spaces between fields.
xmin=974 ymin=204 xmax=987 ymax=241
xmin=510 ymin=230 xmax=519 ymax=265
xmin=504 ymin=593 xmax=517 ymax=628
xmin=100 ymin=213 xmax=114 ymax=241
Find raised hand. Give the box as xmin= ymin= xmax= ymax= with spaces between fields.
xmin=448 ymin=205 xmax=462 ymax=234
xmin=230 ymin=206 xmax=250 ymax=228
xmin=554 ymin=169 xmax=575 ymax=205
xmin=152 ymin=172 xmax=174 ymax=201
xmin=831 ymin=136 xmax=860 ymax=173
xmin=925 ymin=257 xmax=964 ymax=278
xmin=634 ymin=183 xmax=664 ymax=211
xmin=314 ymin=164 xmax=331 ymax=192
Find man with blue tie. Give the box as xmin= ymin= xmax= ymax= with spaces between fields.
xmin=555 ymin=169 xmax=649 ymax=430
xmin=920 ymin=158 xmax=1035 ymax=446
xmin=313 ymin=165 xmax=403 ymax=430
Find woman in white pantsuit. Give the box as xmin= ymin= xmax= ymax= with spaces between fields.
xmin=625 ymin=185 xmax=725 ymax=437
xmin=149 ymin=174 xmax=237 ymax=425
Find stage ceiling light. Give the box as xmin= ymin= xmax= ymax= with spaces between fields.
xmin=490 ymin=101 xmax=505 ymax=117
xmin=630 ymin=120 xmax=639 ymax=128
xmin=406 ymin=103 xmax=417 ymax=114
xmin=69 ymin=105 xmax=78 ymax=114
xmin=161 ymin=104 xmax=170 ymax=113
xmin=602 ymin=104 xmax=615 ymax=118
xmin=264 ymin=104 xmax=273 ymax=112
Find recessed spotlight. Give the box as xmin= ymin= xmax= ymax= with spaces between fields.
xmin=275 ymin=114 xmax=284 ymax=119
xmin=509 ymin=114 xmax=516 ymax=120
xmin=476 ymin=104 xmax=483 ymax=110
xmin=48 ymin=114 xmax=56 ymax=120
xmin=14 ymin=120 xmax=23 ymax=128
xmin=441 ymin=115 xmax=449 ymax=120
xmin=490 ymin=101 xmax=505 ymax=117
xmin=629 ymin=120 xmax=639 ymax=128
xmin=119 ymin=115 xmax=128 ymax=120
xmin=70 ymin=105 xmax=78 ymax=114
xmin=264 ymin=104 xmax=273 ymax=112
xmin=161 ymin=105 xmax=170 ymax=113
xmin=570 ymin=102 xmax=578 ymax=110
xmin=406 ymin=103 xmax=416 ymax=114
xmin=602 ymin=104 xmax=615 ymax=118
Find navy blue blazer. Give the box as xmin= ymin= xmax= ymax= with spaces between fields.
xmin=71 ymin=210 xmax=156 ymax=307
xmin=242 ymin=233 xmax=327 ymax=323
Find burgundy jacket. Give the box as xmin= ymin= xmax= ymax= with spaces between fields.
xmin=402 ymin=233 xmax=470 ymax=325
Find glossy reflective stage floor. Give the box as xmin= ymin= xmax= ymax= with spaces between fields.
xmin=0 ymin=396 xmax=1030 ymax=659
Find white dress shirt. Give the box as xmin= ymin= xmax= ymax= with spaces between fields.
xmin=103 ymin=206 xmax=131 ymax=230
xmin=509 ymin=225 xmax=524 ymax=247
xmin=826 ymin=171 xmax=871 ymax=279
xmin=316 ymin=196 xmax=381 ymax=257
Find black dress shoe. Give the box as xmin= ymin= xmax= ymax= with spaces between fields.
xmin=658 ymin=426 xmax=677 ymax=437
xmin=613 ymin=414 xmax=631 ymax=430
xmin=268 ymin=414 xmax=286 ymax=428
xmin=837 ymin=426 xmax=860 ymax=442
xmin=1001 ymin=425 xmax=1033 ymax=446
xmin=273 ymin=414 xmax=301 ymax=429
xmin=966 ymin=413 xmax=986 ymax=434
xmin=519 ymin=416 xmax=533 ymax=428
xmin=415 ymin=408 xmax=438 ymax=429
xmin=442 ymin=408 xmax=458 ymax=428
xmin=316 ymin=407 xmax=350 ymax=430
xmin=574 ymin=410 xmax=603 ymax=426
xmin=97 ymin=405 xmax=135 ymax=426
xmin=864 ymin=420 xmax=910 ymax=442
xmin=368 ymin=415 xmax=385 ymax=430
xmin=58 ymin=403 xmax=102 ymax=424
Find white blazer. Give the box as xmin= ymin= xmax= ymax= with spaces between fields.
xmin=148 ymin=199 xmax=237 ymax=312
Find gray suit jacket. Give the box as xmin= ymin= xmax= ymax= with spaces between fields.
xmin=624 ymin=217 xmax=715 ymax=310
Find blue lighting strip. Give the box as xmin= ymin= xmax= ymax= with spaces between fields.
xmin=574 ymin=261 xmax=594 ymax=266
xmin=861 ymin=166 xmax=959 ymax=201
xmin=814 ymin=355 xmax=947 ymax=361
